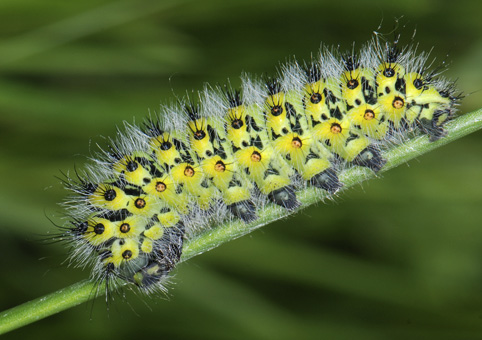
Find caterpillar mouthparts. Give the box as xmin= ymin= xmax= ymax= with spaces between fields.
xmin=58 ymin=33 xmax=459 ymax=295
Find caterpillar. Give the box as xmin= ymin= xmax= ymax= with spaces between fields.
xmin=58 ymin=33 xmax=459 ymax=295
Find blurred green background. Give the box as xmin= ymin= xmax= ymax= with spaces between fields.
xmin=0 ymin=0 xmax=481 ymax=339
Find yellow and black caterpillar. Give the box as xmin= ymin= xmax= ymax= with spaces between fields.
xmin=60 ymin=36 xmax=459 ymax=294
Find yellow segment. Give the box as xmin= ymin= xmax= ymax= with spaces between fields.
xmin=89 ymin=184 xmax=129 ymax=211
xmin=347 ymin=104 xmax=388 ymax=140
xmin=113 ymin=156 xmax=151 ymax=187
xmin=144 ymin=223 xmax=164 ymax=240
xmin=82 ymin=217 xmax=115 ymax=246
xmin=105 ymin=239 xmax=140 ymax=267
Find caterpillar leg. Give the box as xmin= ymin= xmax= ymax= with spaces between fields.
xmin=267 ymin=185 xmax=300 ymax=210
xmin=227 ymin=200 xmax=257 ymax=223
xmin=309 ymin=168 xmax=342 ymax=194
xmin=351 ymin=145 xmax=386 ymax=172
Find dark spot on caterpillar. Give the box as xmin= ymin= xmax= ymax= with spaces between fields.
xmin=213 ymin=144 xmax=227 ymax=160
xmin=124 ymin=187 xmax=143 ymax=196
xmin=74 ymin=221 xmax=89 ymax=235
xmin=193 ymin=130 xmax=206 ymax=140
xmin=291 ymin=137 xmax=302 ymax=148
xmin=413 ymin=78 xmax=423 ymax=90
xmin=200 ymin=179 xmax=210 ymax=188
xmin=214 ymin=160 xmax=226 ymax=172
xmin=323 ymin=88 xmax=336 ymax=104
xmin=99 ymin=209 xmax=131 ymax=222
xmin=173 ymin=139 xmax=193 ymax=161
xmin=305 ymin=151 xmax=320 ymax=161
xmin=246 ymin=115 xmax=263 ymax=132
xmin=392 ymin=97 xmax=405 ymax=109
xmin=264 ymin=166 xmax=280 ymax=178
xmin=251 ymin=151 xmax=261 ymax=162
xmin=135 ymin=198 xmax=146 ymax=209
xmin=361 ymin=77 xmax=376 ymax=104
xmin=383 ymin=68 xmax=395 ymax=77
xmin=347 ymin=79 xmax=359 ymax=89
xmin=126 ymin=161 xmax=138 ymax=172
xmin=159 ymin=207 xmax=171 ymax=213
xmin=231 ymin=119 xmax=243 ymax=129
xmin=310 ymin=92 xmax=322 ymax=104
xmin=345 ymin=133 xmax=359 ymax=144
xmin=184 ymin=166 xmax=195 ymax=177
xmin=355 ymin=99 xmax=361 ymax=106
xmin=104 ymin=189 xmax=117 ymax=201
xmin=122 ymin=250 xmax=133 ymax=260
xmin=282 ymin=128 xmax=289 ymax=134
xmin=252 ymin=136 xmax=264 ymax=149
xmin=330 ymin=123 xmax=342 ymax=134
xmin=207 ymin=125 xmax=217 ymax=143
xmin=205 ymin=150 xmax=213 ymax=157
xmin=395 ymin=78 xmax=406 ymax=94
xmin=285 ymin=102 xmax=296 ymax=118
xmin=94 ymin=223 xmax=105 ymax=235
xmin=385 ymin=86 xmax=391 ymax=94
xmin=160 ymin=141 xmax=172 ymax=150
xmin=364 ymin=109 xmax=375 ymax=120
xmin=228 ymin=178 xmax=243 ymax=188
xmin=331 ymin=107 xmax=343 ymax=120
xmin=143 ymin=178 xmax=151 ymax=184
xmin=120 ymin=223 xmax=130 ymax=233
xmin=311 ymin=117 xmax=321 ymax=127
xmin=271 ymin=105 xmax=283 ymax=116
xmin=271 ymin=128 xmax=282 ymax=140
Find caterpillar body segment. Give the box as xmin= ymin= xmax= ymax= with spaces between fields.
xmin=221 ymin=85 xmax=300 ymax=210
xmin=264 ymin=79 xmax=340 ymax=194
xmin=303 ymin=65 xmax=386 ymax=172
xmin=185 ymin=104 xmax=257 ymax=222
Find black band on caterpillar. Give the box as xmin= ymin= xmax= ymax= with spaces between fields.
xmin=122 ymin=222 xmax=185 ymax=290
xmin=59 ymin=33 xmax=460 ymax=295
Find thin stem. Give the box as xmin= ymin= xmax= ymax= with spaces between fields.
xmin=0 ymin=280 xmax=104 ymax=334
xmin=1 ymin=108 xmax=481 ymax=334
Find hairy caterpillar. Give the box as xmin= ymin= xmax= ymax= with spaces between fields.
xmin=57 ymin=33 xmax=459 ymax=296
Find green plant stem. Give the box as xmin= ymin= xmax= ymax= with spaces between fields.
xmin=1 ymin=108 xmax=481 ymax=334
